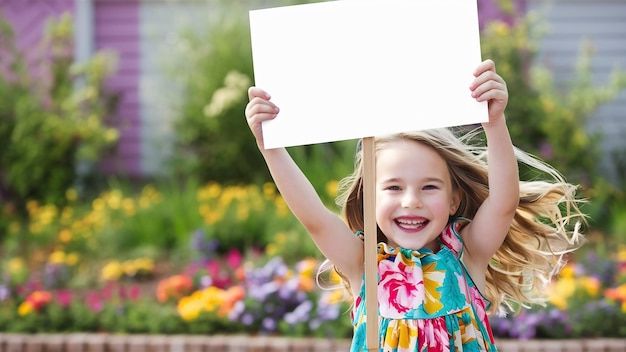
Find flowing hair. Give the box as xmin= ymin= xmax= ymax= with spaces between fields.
xmin=331 ymin=127 xmax=586 ymax=315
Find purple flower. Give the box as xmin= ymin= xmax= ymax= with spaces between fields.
xmin=190 ymin=229 xmax=219 ymax=259
xmin=241 ymin=313 xmax=254 ymax=326
xmin=284 ymin=300 xmax=313 ymax=324
xmin=262 ymin=317 xmax=277 ymax=332
xmin=0 ymin=284 xmax=9 ymax=301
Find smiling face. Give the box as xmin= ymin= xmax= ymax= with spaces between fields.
xmin=375 ymin=139 xmax=460 ymax=251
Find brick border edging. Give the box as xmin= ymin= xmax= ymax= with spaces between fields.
xmin=0 ymin=334 xmax=625 ymax=352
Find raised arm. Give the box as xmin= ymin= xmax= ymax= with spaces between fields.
xmin=461 ymin=60 xmax=519 ymax=283
xmin=245 ymin=87 xmax=365 ymax=288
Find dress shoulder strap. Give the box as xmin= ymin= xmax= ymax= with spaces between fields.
xmin=440 ymin=217 xmax=471 ymax=255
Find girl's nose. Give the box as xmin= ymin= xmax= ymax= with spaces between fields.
xmin=401 ymin=192 xmax=422 ymax=208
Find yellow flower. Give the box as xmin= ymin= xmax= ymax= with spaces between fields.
xmin=548 ymin=277 xmax=576 ymax=310
xmin=123 ymin=260 xmax=139 ymax=277
xmin=559 ymin=263 xmax=576 ymax=278
xmin=122 ymin=198 xmax=136 ymax=216
xmin=59 ymin=229 xmax=73 ymax=243
xmin=17 ymin=301 xmax=34 ymax=316
xmin=48 ymin=250 xmax=66 ymax=265
xmin=134 ymin=258 xmax=155 ymax=272
xmin=325 ymin=180 xmax=339 ymax=198
xmin=201 ymin=287 xmax=226 ymax=313
xmin=26 ymin=200 xmax=39 ymax=214
xmin=101 ymin=261 xmax=124 ymax=281
xmin=296 ymin=258 xmax=319 ymax=278
xmin=66 ymin=253 xmax=79 ymax=266
xmin=263 ymin=182 xmax=276 ymax=199
xmin=8 ymin=258 xmax=24 ymax=274
xmin=92 ymin=198 xmax=105 ymax=212
xmin=323 ymin=289 xmax=344 ymax=304
xmin=106 ymin=190 xmax=123 ymax=210
xmin=198 ymin=182 xmax=222 ymax=201
xmin=274 ymin=197 xmax=289 ymax=217
xmin=265 ymin=243 xmax=277 ymax=256
xmin=200 ymin=204 xmax=223 ymax=225
xmin=177 ymin=295 xmax=204 ymax=321
xmin=38 ymin=205 xmax=58 ymax=225
xmin=579 ymin=277 xmax=600 ymax=297
xmin=65 ymin=188 xmax=78 ymax=202
xmin=493 ymin=22 xmax=510 ymax=37
xmin=618 ymin=247 xmax=626 ymax=262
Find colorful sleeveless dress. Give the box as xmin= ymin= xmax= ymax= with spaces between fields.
xmin=350 ymin=219 xmax=498 ymax=351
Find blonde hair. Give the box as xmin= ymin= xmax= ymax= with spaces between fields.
xmin=333 ymin=127 xmax=586 ymax=315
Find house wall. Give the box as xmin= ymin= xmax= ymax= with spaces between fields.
xmin=6 ymin=0 xmax=622 ymax=180
xmin=529 ymin=0 xmax=626 ymax=179
xmin=93 ymin=0 xmax=142 ymax=177
xmin=0 ymin=0 xmax=74 ymax=66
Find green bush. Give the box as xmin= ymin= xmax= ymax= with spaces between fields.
xmin=169 ymin=0 xmax=353 ymax=188
xmin=480 ymin=3 xmax=626 ymax=234
xmin=0 ymin=13 xmax=119 ymax=208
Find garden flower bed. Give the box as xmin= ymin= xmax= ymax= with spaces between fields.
xmin=1 ymin=184 xmax=624 ymax=345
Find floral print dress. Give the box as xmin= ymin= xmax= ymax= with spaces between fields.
xmin=350 ymin=219 xmax=498 ymax=351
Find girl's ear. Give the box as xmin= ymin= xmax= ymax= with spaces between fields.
xmin=449 ymin=190 xmax=461 ymax=215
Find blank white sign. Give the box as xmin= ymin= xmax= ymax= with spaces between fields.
xmin=249 ymin=0 xmax=487 ymax=149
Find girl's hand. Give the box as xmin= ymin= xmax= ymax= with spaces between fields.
xmin=245 ymin=87 xmax=280 ymax=149
xmin=470 ymin=59 xmax=508 ymax=124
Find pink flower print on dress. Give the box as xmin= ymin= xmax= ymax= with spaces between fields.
xmin=440 ymin=221 xmax=463 ymax=254
xmin=418 ymin=318 xmax=451 ymax=352
xmin=378 ymin=255 xmax=424 ymax=318
xmin=469 ymin=286 xmax=488 ymax=323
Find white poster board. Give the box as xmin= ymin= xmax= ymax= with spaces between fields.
xmin=249 ymin=0 xmax=487 ymax=149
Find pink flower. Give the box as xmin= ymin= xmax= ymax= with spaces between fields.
xmin=226 ymin=249 xmax=242 ymax=268
xmin=378 ymin=257 xmax=424 ymax=318
xmin=86 ymin=291 xmax=103 ymax=312
xmin=129 ymin=285 xmax=140 ymax=301
xmin=56 ymin=290 xmax=72 ymax=308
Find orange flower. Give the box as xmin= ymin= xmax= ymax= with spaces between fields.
xmin=156 ymin=275 xmax=194 ymax=303
xmin=18 ymin=290 xmax=53 ymax=316
xmin=605 ymin=283 xmax=626 ymax=302
xmin=298 ymin=276 xmax=315 ymax=292
xmin=218 ymin=285 xmax=245 ymax=317
xmin=27 ymin=290 xmax=52 ymax=310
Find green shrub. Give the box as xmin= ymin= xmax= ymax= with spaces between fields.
xmin=169 ymin=0 xmax=353 ymax=188
xmin=0 ymin=12 xmax=119 ymax=208
xmin=480 ymin=3 xmax=626 ymax=234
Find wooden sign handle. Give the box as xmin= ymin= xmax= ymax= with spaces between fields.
xmin=362 ymin=137 xmax=379 ymax=351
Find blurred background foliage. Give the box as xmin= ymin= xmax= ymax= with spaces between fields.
xmin=0 ymin=13 xmax=119 ymax=211
xmin=480 ymin=9 xmax=626 ymax=238
xmin=0 ymin=0 xmax=625 ymax=337
xmin=169 ymin=0 xmax=356 ymax=190
xmin=0 ymin=0 xmax=624 ymax=269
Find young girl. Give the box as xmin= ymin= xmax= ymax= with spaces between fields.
xmin=245 ymin=60 xmax=585 ymax=351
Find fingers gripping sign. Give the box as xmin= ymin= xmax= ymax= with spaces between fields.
xmin=245 ymin=87 xmax=280 ymax=149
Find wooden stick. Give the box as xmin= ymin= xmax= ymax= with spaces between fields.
xmin=362 ymin=137 xmax=379 ymax=351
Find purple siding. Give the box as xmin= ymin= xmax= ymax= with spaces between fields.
xmin=1 ymin=0 xmax=518 ymax=179
xmin=94 ymin=0 xmax=141 ymax=177
xmin=478 ymin=0 xmax=527 ymax=29
xmin=0 ymin=0 xmax=74 ymax=81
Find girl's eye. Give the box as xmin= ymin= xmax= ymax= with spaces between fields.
xmin=386 ymin=185 xmax=401 ymax=191
xmin=423 ymin=185 xmax=439 ymax=190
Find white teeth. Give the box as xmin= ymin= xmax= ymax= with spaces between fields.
xmin=396 ymin=219 xmax=426 ymax=229
xmin=397 ymin=219 xmax=425 ymax=225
